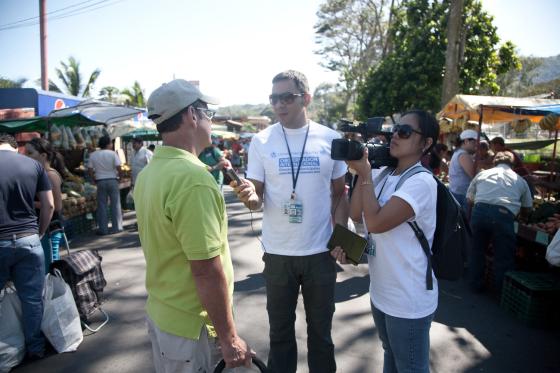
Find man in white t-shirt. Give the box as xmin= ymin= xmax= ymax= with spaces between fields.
xmin=88 ymin=135 xmax=123 ymax=235
xmin=131 ymin=138 xmax=153 ymax=185
xmin=233 ymin=70 xmax=347 ymax=373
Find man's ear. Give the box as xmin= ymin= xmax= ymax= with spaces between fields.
xmin=303 ymin=93 xmax=312 ymax=107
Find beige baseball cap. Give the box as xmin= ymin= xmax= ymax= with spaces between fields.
xmin=147 ymin=79 xmax=219 ymax=125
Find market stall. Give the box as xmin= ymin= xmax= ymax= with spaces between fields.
xmin=0 ymin=101 xmax=143 ymax=237
xmin=439 ymin=95 xmax=560 ymax=327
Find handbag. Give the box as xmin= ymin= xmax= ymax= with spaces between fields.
xmin=41 ymin=269 xmax=83 ymax=353
xmin=0 ymin=285 xmax=25 ymax=372
xmin=546 ymin=230 xmax=560 ymax=267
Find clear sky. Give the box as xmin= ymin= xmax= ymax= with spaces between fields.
xmin=1 ymin=0 xmax=559 ymax=107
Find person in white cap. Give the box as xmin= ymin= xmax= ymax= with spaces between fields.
xmin=448 ymin=129 xmax=478 ymax=210
xmin=134 ymin=79 xmax=252 ymax=372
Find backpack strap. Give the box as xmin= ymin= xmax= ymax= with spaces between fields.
xmin=408 ymin=221 xmax=434 ymax=290
xmin=394 ymin=164 xmax=435 ymax=290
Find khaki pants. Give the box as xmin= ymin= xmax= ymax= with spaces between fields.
xmin=147 ymin=316 xmax=223 ymax=373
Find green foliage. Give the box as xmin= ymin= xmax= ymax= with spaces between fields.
xmin=356 ymin=0 xmax=520 ymax=118
xmin=0 ymin=76 xmax=26 ymax=88
xmin=99 ymin=86 xmax=120 ymax=103
xmin=308 ymin=83 xmax=348 ymax=126
xmin=315 ymin=0 xmax=399 ymax=115
xmin=51 ymin=56 xmax=101 ymax=97
xmin=497 ymin=56 xmax=544 ymax=96
xmin=121 ymin=81 xmax=145 ymax=108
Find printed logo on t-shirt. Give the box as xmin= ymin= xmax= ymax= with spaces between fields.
xmin=278 ymin=156 xmax=320 ymax=174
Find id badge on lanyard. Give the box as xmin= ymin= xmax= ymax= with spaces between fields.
xmin=281 ymin=124 xmax=309 ymax=224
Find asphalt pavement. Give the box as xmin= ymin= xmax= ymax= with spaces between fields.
xmin=13 ymin=186 xmax=560 ymax=372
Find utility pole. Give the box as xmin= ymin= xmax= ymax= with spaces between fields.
xmin=40 ymin=0 xmax=48 ymax=91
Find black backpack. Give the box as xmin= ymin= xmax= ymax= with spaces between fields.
xmin=380 ymin=165 xmax=472 ymax=290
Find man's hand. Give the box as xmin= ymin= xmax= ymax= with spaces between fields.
xmin=220 ymin=335 xmax=254 ymax=368
xmin=330 ymin=246 xmax=349 ymax=264
xmin=231 ymin=179 xmax=260 ymax=210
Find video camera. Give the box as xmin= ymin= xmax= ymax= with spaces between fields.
xmin=330 ymin=117 xmax=397 ymax=168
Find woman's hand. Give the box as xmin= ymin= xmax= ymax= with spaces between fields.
xmin=346 ymin=148 xmax=371 ymax=179
xmin=330 ymin=246 xmax=349 ymax=264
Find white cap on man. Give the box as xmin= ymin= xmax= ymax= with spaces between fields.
xmin=147 ymin=79 xmax=219 ymax=125
xmin=459 ymin=129 xmax=478 ymax=140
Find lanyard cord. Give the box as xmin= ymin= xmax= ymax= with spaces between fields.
xmin=375 ymin=163 xmax=420 ymax=199
xmin=281 ymin=124 xmax=310 ymax=197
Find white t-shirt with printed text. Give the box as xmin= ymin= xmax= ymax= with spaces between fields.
xmin=246 ymin=121 xmax=347 ymax=256
xmin=368 ymin=166 xmax=439 ymax=318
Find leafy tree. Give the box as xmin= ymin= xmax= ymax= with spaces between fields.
xmin=357 ymin=0 xmax=520 ymax=118
xmin=0 ymin=76 xmax=27 ymax=88
xmin=50 ymin=56 xmax=101 ymax=97
xmin=315 ymin=0 xmax=401 ymax=116
xmin=308 ymin=83 xmax=348 ymax=127
xmin=121 ymin=81 xmax=145 ymax=108
xmin=99 ymin=86 xmax=120 ymax=103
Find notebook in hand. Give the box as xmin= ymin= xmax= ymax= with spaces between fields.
xmin=327 ymin=224 xmax=368 ymax=265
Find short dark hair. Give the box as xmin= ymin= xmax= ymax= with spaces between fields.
xmin=0 ymin=132 xmax=17 ymax=148
xmin=27 ymin=137 xmax=67 ymax=176
xmin=494 ymin=151 xmax=514 ymax=166
xmin=272 ymin=70 xmax=309 ymax=93
xmin=490 ymin=136 xmax=505 ymax=146
xmin=99 ymin=135 xmax=111 ymax=149
xmin=132 ymin=138 xmax=144 ymax=144
xmin=402 ymin=109 xmax=439 ymax=154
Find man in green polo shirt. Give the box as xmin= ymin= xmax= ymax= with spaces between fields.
xmin=135 ymin=79 xmax=252 ymax=372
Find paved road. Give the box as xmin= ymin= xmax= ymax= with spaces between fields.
xmin=14 ymin=187 xmax=560 ymax=372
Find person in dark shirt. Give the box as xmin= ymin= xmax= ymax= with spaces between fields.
xmin=0 ymin=133 xmax=54 ymax=360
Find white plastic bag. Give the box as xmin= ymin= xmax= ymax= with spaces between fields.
xmin=0 ymin=285 xmax=25 ymax=372
xmin=546 ymin=230 xmax=560 ymax=267
xmin=41 ymin=270 xmax=83 ymax=353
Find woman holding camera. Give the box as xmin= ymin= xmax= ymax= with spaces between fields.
xmin=332 ymin=109 xmax=439 ymax=373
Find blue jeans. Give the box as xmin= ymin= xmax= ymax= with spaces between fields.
xmin=96 ymin=179 xmax=123 ymax=234
xmin=371 ymin=302 xmax=434 ymax=373
xmin=468 ymin=202 xmax=516 ymax=292
xmin=0 ymin=234 xmax=45 ymax=355
xmin=263 ymin=252 xmax=337 ymax=373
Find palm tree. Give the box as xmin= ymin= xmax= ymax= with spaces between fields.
xmin=99 ymin=86 xmax=120 ymax=103
xmin=0 ymin=76 xmax=27 ymax=88
xmin=50 ymin=56 xmax=101 ymax=97
xmin=121 ymin=81 xmax=145 ymax=108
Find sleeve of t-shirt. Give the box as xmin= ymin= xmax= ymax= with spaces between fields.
xmin=114 ymin=152 xmax=122 ymax=167
xmin=36 ymin=165 xmax=52 ymax=192
xmin=332 ymin=160 xmax=347 ymax=180
xmin=520 ymin=179 xmax=533 ymax=208
xmin=166 ymin=185 xmax=224 ymax=260
xmin=392 ymin=173 xmax=437 ymax=220
xmin=246 ymin=138 xmax=265 ymax=182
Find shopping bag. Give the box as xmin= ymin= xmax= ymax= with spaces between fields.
xmin=546 ymin=230 xmax=560 ymax=267
xmin=41 ymin=270 xmax=83 ymax=353
xmin=0 ymin=285 xmax=25 ymax=372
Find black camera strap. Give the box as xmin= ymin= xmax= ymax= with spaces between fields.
xmin=281 ymin=123 xmax=310 ymax=198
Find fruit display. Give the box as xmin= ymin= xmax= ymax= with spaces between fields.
xmin=512 ymin=118 xmax=532 ymax=134
xmin=526 ymin=200 xmax=560 ymax=235
xmin=538 ymin=114 xmax=559 ymax=131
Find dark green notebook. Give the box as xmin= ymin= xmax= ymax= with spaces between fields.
xmin=327 ymin=224 xmax=368 ymax=265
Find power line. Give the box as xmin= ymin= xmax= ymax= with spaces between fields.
xmin=0 ymin=0 xmax=125 ymax=32
xmin=0 ymin=0 xmax=100 ymax=28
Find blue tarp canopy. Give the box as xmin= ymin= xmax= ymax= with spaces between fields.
xmin=497 ymin=104 xmax=560 ymax=117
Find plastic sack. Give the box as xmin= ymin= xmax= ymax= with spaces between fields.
xmin=41 ymin=270 xmax=83 ymax=353
xmin=0 ymin=285 xmax=25 ymax=372
xmin=546 ymin=230 xmax=560 ymax=267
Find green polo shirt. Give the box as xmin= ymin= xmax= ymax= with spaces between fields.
xmin=134 ymin=146 xmax=233 ymax=339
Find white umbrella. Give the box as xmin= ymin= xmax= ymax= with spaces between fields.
xmin=49 ymin=99 xmax=144 ymax=125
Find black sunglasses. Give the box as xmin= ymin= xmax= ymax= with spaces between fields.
xmin=269 ymin=92 xmax=305 ymax=105
xmin=392 ymin=123 xmax=423 ymax=139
